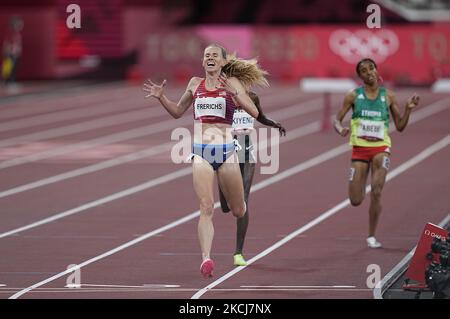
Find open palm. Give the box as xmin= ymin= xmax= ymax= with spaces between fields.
xmin=143 ymin=79 xmax=166 ymax=99
xmin=406 ymin=94 xmax=420 ymax=110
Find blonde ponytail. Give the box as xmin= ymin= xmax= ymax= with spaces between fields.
xmin=222 ymin=53 xmax=269 ymax=90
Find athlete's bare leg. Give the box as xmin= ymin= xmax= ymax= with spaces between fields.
xmin=349 ymin=161 xmax=370 ymax=206
xmin=193 ymin=158 xmax=216 ymax=262
xmin=236 ymin=162 xmax=256 ymax=255
xmin=217 ymin=154 xmax=246 ymax=218
xmin=368 ymin=153 xmax=389 ymax=237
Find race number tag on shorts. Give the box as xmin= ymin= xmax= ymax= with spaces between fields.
xmin=357 ymin=120 xmax=384 ymax=141
xmin=349 ymin=167 xmax=355 ymax=181
xmin=194 ymin=97 xmax=226 ymax=119
xmin=382 ymin=156 xmax=390 ymax=170
xmin=232 ymin=109 xmax=254 ymax=130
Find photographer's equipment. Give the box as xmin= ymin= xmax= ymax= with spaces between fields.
xmin=403 ymin=223 xmax=449 ymax=298
xmin=405 ymin=223 xmax=448 ymax=284
xmin=425 ymin=237 xmax=450 ymax=298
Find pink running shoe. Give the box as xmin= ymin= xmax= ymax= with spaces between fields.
xmin=200 ymin=259 xmax=215 ymax=278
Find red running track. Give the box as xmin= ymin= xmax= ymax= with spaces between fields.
xmin=0 ymin=83 xmax=449 ymax=299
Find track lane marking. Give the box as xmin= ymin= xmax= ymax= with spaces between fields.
xmin=8 ymin=134 xmax=449 ymax=299
xmin=191 ymin=134 xmax=450 ymax=299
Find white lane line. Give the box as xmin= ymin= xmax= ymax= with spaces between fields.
xmin=5 ymin=99 xmax=449 ymax=297
xmin=0 ymin=143 xmax=174 ymax=199
xmin=5 ymin=287 xmax=369 ymax=292
xmin=195 ymin=288 xmax=370 ymax=292
xmin=0 ymin=116 xmax=190 ymax=170
xmin=0 ymin=167 xmax=192 ymax=239
xmin=3 ymin=131 xmax=342 ymax=298
xmin=64 ymin=283 xmax=180 ymax=288
xmin=142 ymin=284 xmax=180 ymax=288
xmin=0 ymin=284 xmax=5 ymax=287
xmin=4 ymin=288 xmax=373 ymax=293
xmin=0 ymin=96 xmax=147 ymax=134
xmin=0 ymin=107 xmax=165 ymax=149
xmin=0 ymin=87 xmax=287 ymax=132
xmin=0 ymin=95 xmax=321 ymax=170
xmin=5 ymin=287 xmax=360 ymax=292
xmin=0 ymin=98 xmax=322 ymax=198
xmin=0 ymin=95 xmax=446 ymax=240
xmin=8 ymin=211 xmax=207 ymax=299
xmin=239 ymin=285 xmax=356 ymax=289
xmin=0 ymin=85 xmax=187 ymax=124
xmin=0 ymin=84 xmax=129 ymax=121
xmin=190 ymin=134 xmax=450 ymax=299
xmin=0 ymin=121 xmax=319 ymax=237
xmin=252 ymin=97 xmax=450 ymax=192
xmin=0 ymin=93 xmax=446 ymax=200
xmin=8 ymin=134 xmax=449 ymax=299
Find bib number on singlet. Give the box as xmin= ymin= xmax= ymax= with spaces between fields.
xmin=194 ymin=97 xmax=226 ymax=119
xmin=232 ymin=109 xmax=254 ymax=129
xmin=357 ymin=119 xmax=384 ymax=141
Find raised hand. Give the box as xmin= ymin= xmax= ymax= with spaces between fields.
xmin=333 ymin=119 xmax=350 ymax=137
xmin=338 ymin=127 xmax=350 ymax=137
xmin=406 ymin=93 xmax=420 ymax=110
xmin=143 ymin=79 xmax=167 ymax=99
xmin=217 ymin=72 xmax=238 ymax=96
xmin=274 ymin=122 xmax=287 ymax=136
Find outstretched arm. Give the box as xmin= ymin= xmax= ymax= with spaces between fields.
xmin=250 ymin=93 xmax=286 ymax=136
xmin=387 ymin=90 xmax=419 ymax=132
xmin=333 ymin=90 xmax=355 ymax=137
xmin=143 ymin=77 xmax=198 ymax=119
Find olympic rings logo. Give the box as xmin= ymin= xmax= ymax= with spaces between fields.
xmin=329 ymin=29 xmax=399 ymax=63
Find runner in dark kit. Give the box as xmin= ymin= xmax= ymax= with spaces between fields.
xmin=218 ymin=54 xmax=286 ymax=266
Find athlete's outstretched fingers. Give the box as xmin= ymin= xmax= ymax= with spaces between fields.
xmin=143 ymin=83 xmax=153 ymax=89
xmin=143 ymin=85 xmax=152 ymax=92
xmin=143 ymin=80 xmax=154 ymax=97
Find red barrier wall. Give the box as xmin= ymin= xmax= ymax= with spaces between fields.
xmin=57 ymin=0 xmax=123 ymax=59
xmin=0 ymin=7 xmax=56 ymax=79
xmin=138 ymin=24 xmax=450 ymax=85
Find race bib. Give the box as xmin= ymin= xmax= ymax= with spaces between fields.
xmin=232 ymin=109 xmax=254 ymax=129
xmin=194 ymin=97 xmax=226 ymax=119
xmin=357 ymin=119 xmax=384 ymax=140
